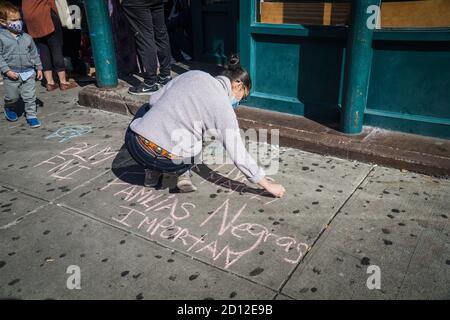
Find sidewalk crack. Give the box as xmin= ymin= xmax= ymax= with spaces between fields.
xmin=276 ymin=164 xmax=377 ymax=295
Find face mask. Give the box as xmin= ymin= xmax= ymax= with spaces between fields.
xmin=5 ymin=20 xmax=23 ymax=33
xmin=230 ymin=96 xmax=240 ymax=109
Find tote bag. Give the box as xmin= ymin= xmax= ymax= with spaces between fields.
xmin=55 ymin=0 xmax=72 ymax=29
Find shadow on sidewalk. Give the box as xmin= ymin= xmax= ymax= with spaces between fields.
xmin=192 ymin=164 xmax=272 ymax=198
xmin=110 ymin=144 xmax=272 ymax=198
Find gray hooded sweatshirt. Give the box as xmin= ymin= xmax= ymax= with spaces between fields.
xmin=0 ymin=28 xmax=42 ymax=74
xmin=130 ymin=70 xmax=266 ymax=184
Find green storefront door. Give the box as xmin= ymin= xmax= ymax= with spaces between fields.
xmin=191 ymin=0 xmax=238 ymax=65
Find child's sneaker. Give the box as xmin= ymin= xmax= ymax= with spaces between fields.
xmin=4 ymin=107 xmax=18 ymax=122
xmin=26 ymin=117 xmax=41 ymax=128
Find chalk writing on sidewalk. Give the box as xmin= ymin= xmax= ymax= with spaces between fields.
xmin=35 ymin=142 xmax=308 ymax=271
xmin=101 ymin=173 xmax=309 ymax=270
xmin=46 ymin=125 xmax=92 ymax=143
xmin=198 ymin=164 xmax=280 ymax=206
xmin=34 ymin=142 xmax=118 ymax=181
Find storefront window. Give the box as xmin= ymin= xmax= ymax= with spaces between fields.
xmin=257 ymin=0 xmax=351 ymax=26
xmin=380 ymin=0 xmax=450 ymax=28
xmin=256 ymin=0 xmax=450 ymax=28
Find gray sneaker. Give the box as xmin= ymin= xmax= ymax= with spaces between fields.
xmin=144 ymin=169 xmax=162 ymax=187
xmin=177 ymin=170 xmax=197 ymax=193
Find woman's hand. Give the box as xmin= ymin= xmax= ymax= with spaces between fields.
xmin=36 ymin=70 xmax=43 ymax=81
xmin=258 ymin=176 xmax=286 ymax=198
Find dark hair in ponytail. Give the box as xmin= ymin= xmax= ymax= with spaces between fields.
xmin=221 ymin=54 xmax=252 ymax=92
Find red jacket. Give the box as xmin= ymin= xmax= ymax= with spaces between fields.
xmin=22 ymin=0 xmax=59 ymax=39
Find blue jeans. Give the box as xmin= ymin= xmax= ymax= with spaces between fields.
xmin=125 ymin=105 xmax=194 ymax=175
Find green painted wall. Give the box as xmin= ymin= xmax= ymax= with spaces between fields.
xmin=239 ymin=0 xmax=347 ymax=123
xmin=238 ymin=1 xmax=450 ymax=139
xmin=250 ymin=34 xmax=345 ymax=122
xmin=366 ymin=38 xmax=450 ymax=138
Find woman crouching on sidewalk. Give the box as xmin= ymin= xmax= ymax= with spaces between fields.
xmin=125 ymin=55 xmax=285 ymax=198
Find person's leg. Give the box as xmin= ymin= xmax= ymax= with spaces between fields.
xmin=150 ymin=1 xmax=172 ymax=80
xmin=57 ymin=71 xmax=68 ymax=84
xmin=20 ymin=76 xmax=40 ymax=127
xmin=122 ymin=2 xmax=158 ymax=85
xmin=3 ymin=78 xmax=20 ymax=121
xmin=151 ymin=161 xmax=194 ymax=191
xmin=48 ymin=11 xmax=76 ymax=89
xmin=43 ymin=70 xmax=55 ymax=85
xmin=36 ymin=38 xmax=58 ymax=89
xmin=144 ymin=168 xmax=163 ymax=187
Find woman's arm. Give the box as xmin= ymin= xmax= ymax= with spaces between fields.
xmin=212 ymin=104 xmax=285 ymax=198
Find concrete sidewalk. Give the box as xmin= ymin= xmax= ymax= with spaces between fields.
xmin=0 ymin=81 xmax=449 ymax=300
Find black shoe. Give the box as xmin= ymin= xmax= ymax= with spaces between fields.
xmin=157 ymin=74 xmax=172 ymax=86
xmin=128 ymin=82 xmax=159 ymax=96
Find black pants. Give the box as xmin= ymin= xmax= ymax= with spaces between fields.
xmin=35 ymin=11 xmax=65 ymax=73
xmin=122 ymin=0 xmax=171 ymax=84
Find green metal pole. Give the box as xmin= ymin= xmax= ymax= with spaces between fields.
xmin=84 ymin=0 xmax=118 ymax=88
xmin=341 ymin=0 xmax=380 ymax=134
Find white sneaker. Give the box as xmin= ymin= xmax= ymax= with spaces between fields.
xmin=177 ymin=170 xmax=197 ymax=193
xmin=144 ymin=169 xmax=162 ymax=187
